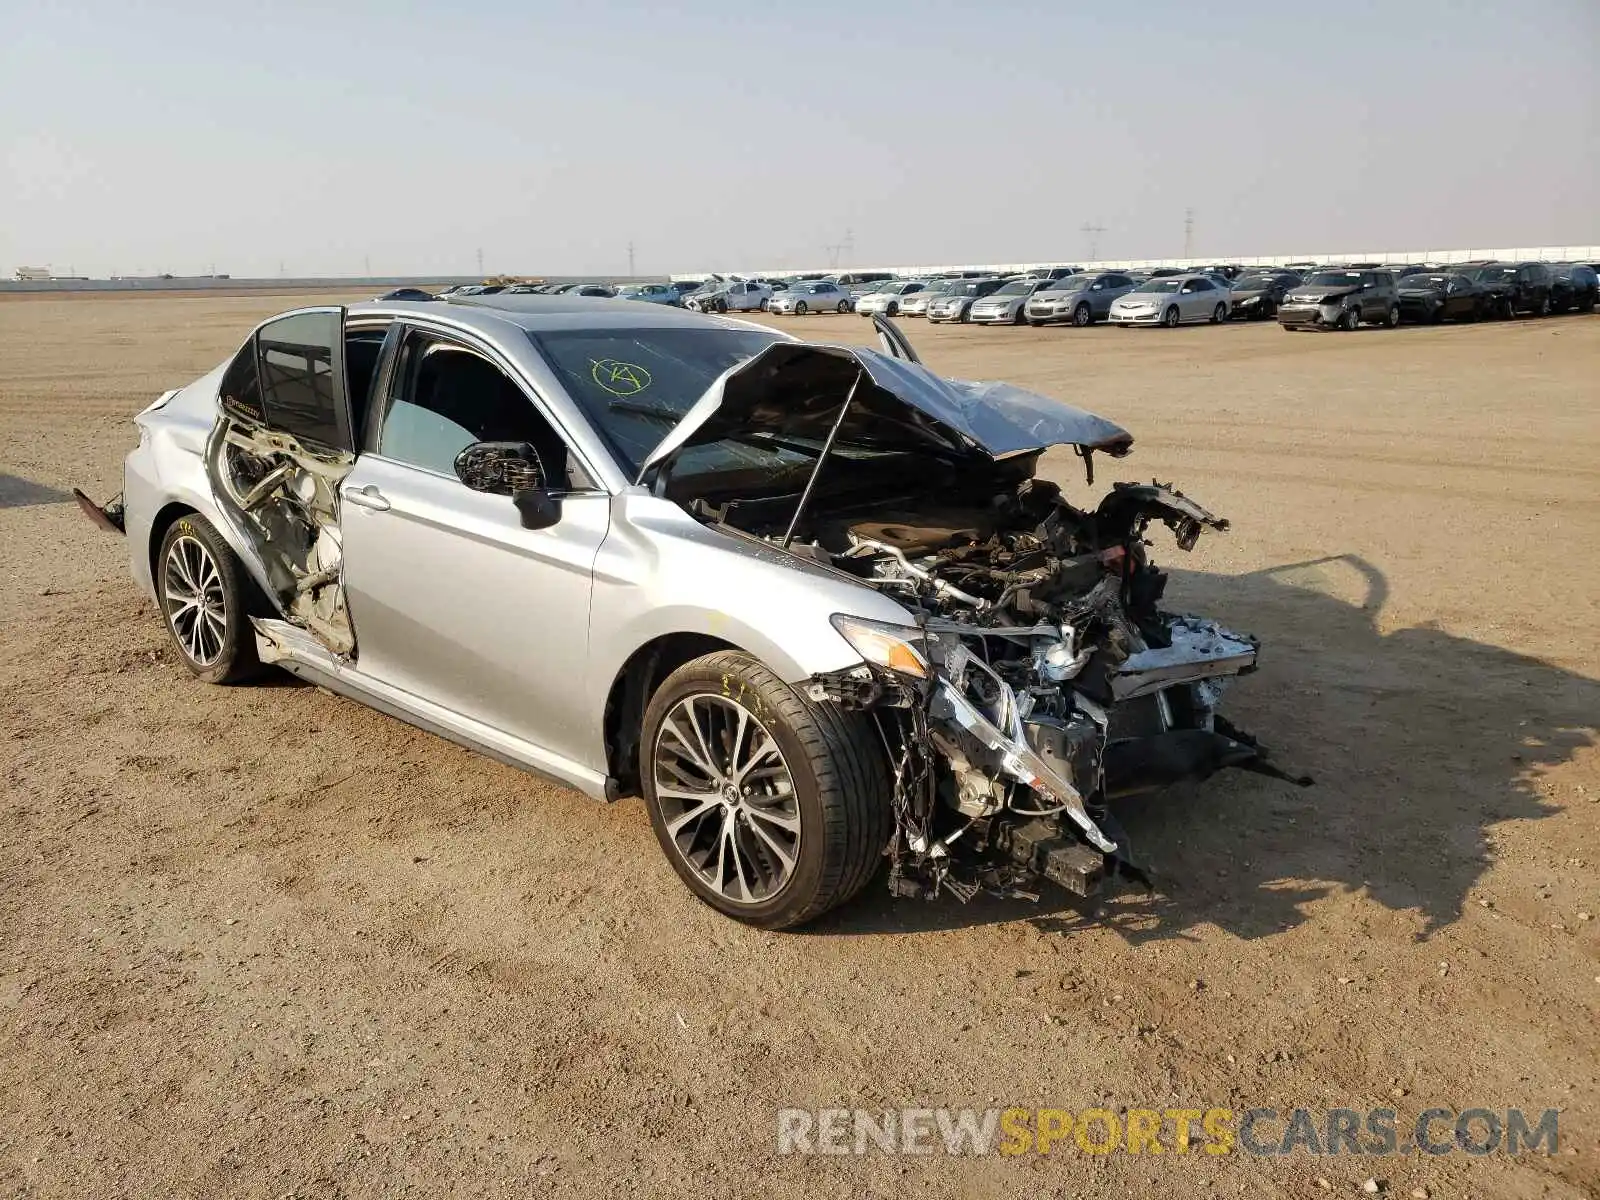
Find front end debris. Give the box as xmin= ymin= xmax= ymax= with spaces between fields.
xmin=790 ymin=478 xmax=1311 ymax=905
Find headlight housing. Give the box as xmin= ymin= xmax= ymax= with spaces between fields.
xmin=830 ymin=615 xmax=930 ymax=679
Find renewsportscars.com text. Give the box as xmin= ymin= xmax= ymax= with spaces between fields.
xmin=775 ymin=1106 xmax=1560 ymax=1157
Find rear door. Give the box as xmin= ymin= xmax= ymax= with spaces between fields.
xmin=338 ymin=325 xmax=611 ymax=765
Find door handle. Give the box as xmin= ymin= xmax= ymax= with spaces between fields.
xmin=342 ymin=483 xmax=390 ymax=512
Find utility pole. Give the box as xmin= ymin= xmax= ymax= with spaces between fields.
xmin=627 ymin=241 xmax=635 ymax=278
xmin=476 ymin=247 xmax=484 ymax=278
xmin=1080 ymin=219 xmax=1106 ymax=262
xmin=363 ymin=255 xmax=371 ymax=277
xmin=1183 ymin=208 xmax=1194 ymax=260
xmin=823 ymin=229 xmax=855 ymax=268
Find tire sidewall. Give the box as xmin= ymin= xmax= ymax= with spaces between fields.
xmin=641 ymin=658 xmax=835 ymax=927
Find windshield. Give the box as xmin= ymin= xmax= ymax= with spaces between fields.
xmin=1402 ymin=274 xmax=1452 ymax=288
xmin=1305 ymin=271 xmax=1364 ymax=288
xmin=1043 ymin=276 xmax=1087 ymax=292
xmin=993 ymin=281 xmax=1031 ymax=296
xmin=531 ymin=327 xmax=805 ymax=479
xmin=1132 ymin=279 xmax=1182 ymax=294
xmin=949 ymin=281 xmax=989 ymax=296
xmin=1233 ymin=274 xmax=1286 ymax=290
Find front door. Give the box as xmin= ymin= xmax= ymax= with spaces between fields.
xmin=339 ymin=328 xmax=611 ymax=767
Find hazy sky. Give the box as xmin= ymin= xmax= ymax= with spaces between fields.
xmin=3 ymin=0 xmax=1596 ymax=277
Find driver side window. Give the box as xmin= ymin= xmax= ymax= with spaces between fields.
xmin=376 ymin=331 xmax=578 ymax=488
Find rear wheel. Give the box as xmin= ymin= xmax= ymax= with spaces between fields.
xmin=1073 ymin=302 xmax=1092 ymax=327
xmin=156 ymin=513 xmax=262 ymax=685
xmin=1384 ymin=303 xmax=1401 ymax=328
xmin=1162 ymin=305 xmax=1180 ymax=328
xmin=642 ymin=651 xmax=890 ymax=929
xmin=1211 ymin=303 xmax=1226 ymax=324
xmin=1536 ymin=294 xmax=1551 ymax=317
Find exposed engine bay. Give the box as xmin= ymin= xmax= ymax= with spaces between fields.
xmin=205 ymin=414 xmax=355 ymax=654
xmin=694 ymin=471 xmax=1310 ymax=903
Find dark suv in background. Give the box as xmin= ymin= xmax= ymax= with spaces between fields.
xmin=1548 ymin=263 xmax=1599 ymax=313
xmin=1277 ymin=268 xmax=1400 ymax=331
xmin=1456 ymin=262 xmax=1553 ymax=318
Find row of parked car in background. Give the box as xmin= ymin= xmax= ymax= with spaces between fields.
xmin=383 ymin=259 xmax=1599 ymax=332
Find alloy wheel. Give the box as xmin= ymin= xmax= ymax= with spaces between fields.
xmin=1074 ymin=303 xmax=1091 ymax=327
xmin=652 ymin=694 xmax=800 ymax=905
xmin=163 ymin=534 xmax=226 ymax=666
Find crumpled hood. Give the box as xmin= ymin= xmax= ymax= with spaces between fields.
xmin=636 ymin=342 xmax=1133 ymax=483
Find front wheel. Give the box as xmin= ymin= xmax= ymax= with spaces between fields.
xmin=795 ymin=301 xmax=808 ymax=315
xmin=642 ymin=650 xmax=890 ymax=929
xmin=156 ymin=513 xmax=262 ymax=685
xmin=1073 ymin=303 xmax=1092 ymax=327
xmin=1162 ymin=305 xmax=1180 ymax=328
xmin=1339 ymin=307 xmax=1360 ymax=331
xmin=885 ymin=301 xmax=899 ymax=317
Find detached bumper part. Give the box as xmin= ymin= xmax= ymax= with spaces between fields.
xmin=73 ymin=488 xmax=126 ymax=534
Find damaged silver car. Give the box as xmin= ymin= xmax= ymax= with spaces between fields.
xmin=78 ymin=295 xmax=1306 ymax=929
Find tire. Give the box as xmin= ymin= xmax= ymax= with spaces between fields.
xmin=1027 ymin=320 xmax=1045 ymax=328
xmin=1012 ymin=304 xmax=1028 ymax=325
xmin=1211 ymin=303 xmax=1226 ymax=324
xmin=714 ymin=298 xmax=727 ymax=314
xmin=759 ymin=298 xmax=770 ymax=311
xmin=1536 ymin=295 xmax=1551 ymax=317
xmin=1339 ymin=307 xmax=1360 ymax=332
xmin=958 ymin=305 xmax=971 ymax=323
xmin=642 ymin=650 xmax=891 ymax=929
xmin=1162 ymin=305 xmax=1180 ymax=328
xmin=1384 ymin=303 xmax=1401 ymax=329
xmin=885 ymin=301 xmax=898 ymax=317
xmin=1430 ymin=304 xmax=1445 ymax=324
xmin=1073 ymin=302 xmax=1092 ymax=327
xmin=836 ymin=300 xmax=850 ymax=313
xmin=155 ymin=512 xmax=263 ymax=685
xmin=795 ymin=301 xmax=808 ymax=315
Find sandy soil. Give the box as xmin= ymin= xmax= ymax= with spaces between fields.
xmin=1 ymin=294 xmax=1597 ymax=1199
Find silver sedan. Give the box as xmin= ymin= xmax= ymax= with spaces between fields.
xmin=967 ymin=278 xmax=1057 ymax=325
xmin=768 ymin=281 xmax=853 ymax=315
xmin=1108 ymin=274 xmax=1231 ymax=327
xmin=79 ymin=297 xmax=1287 ymax=929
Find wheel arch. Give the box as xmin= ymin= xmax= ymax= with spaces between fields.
xmin=147 ymin=501 xmax=200 ymax=590
xmin=602 ymin=632 xmax=745 ymax=798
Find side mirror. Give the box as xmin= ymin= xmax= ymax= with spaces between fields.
xmin=453 ymin=441 xmax=561 ymax=530
xmin=454 ymin=441 xmax=544 ymax=494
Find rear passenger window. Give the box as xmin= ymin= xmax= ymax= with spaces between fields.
xmin=257 ymin=311 xmax=349 ymax=450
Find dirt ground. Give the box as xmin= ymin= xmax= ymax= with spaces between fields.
xmin=2 ymin=293 xmax=1597 ymax=1199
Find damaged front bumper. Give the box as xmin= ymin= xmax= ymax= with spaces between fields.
xmin=812 ymin=609 xmax=1307 ymax=904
